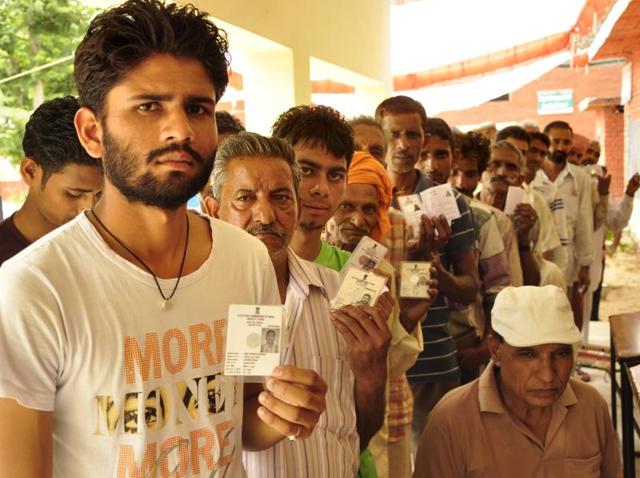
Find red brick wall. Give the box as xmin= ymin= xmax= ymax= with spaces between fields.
xmin=596 ymin=107 xmax=625 ymax=199
xmin=217 ymin=100 xmax=246 ymax=126
xmin=439 ymin=63 xmax=623 ymax=139
xmin=627 ymin=51 xmax=640 ymax=121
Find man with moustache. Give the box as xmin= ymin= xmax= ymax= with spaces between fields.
xmin=375 ymin=96 xmax=479 ymax=448
xmin=538 ymin=121 xmax=593 ymax=330
xmin=209 ymin=132 xmax=394 ymax=477
xmin=497 ymin=126 xmax=568 ymax=276
xmin=328 ymin=150 xmax=438 ymax=477
xmin=0 ymin=2 xmax=326 ymax=476
xmin=452 ymin=131 xmax=527 ymax=291
xmin=479 ymin=140 xmax=570 ymax=289
xmin=350 ymin=115 xmax=415 ymax=296
xmin=413 ymin=286 xmax=621 ymax=478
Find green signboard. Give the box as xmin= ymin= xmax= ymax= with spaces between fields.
xmin=537 ymin=89 xmax=574 ymax=115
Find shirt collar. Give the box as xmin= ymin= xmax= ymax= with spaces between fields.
xmin=414 ymin=169 xmax=438 ymax=193
xmin=478 ymin=361 xmax=578 ymax=414
xmin=287 ymin=248 xmax=327 ymax=298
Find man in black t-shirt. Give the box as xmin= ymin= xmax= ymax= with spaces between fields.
xmin=0 ymin=97 xmax=103 ymax=265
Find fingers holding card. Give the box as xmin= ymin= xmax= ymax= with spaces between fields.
xmin=256 ymin=366 xmax=328 ymax=440
xmin=223 ymin=304 xmax=283 ymax=380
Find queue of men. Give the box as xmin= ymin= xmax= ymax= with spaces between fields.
xmin=0 ymin=1 xmax=636 ymax=477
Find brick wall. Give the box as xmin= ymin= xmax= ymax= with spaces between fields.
xmin=439 ymin=63 xmax=623 ymax=139
xmin=596 ymin=106 xmax=626 ymax=199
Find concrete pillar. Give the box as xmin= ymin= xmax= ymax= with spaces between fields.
xmin=242 ymin=49 xmax=296 ymax=135
xmin=354 ymin=84 xmax=391 ymax=117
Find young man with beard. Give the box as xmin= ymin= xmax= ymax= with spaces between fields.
xmin=0 ymin=2 xmax=326 ymax=477
xmin=537 ymin=121 xmax=594 ymax=330
xmin=374 ymin=96 xmax=479 ymax=449
xmin=0 ymin=96 xmax=103 ymax=265
xmin=208 ymin=132 xmax=394 ymax=477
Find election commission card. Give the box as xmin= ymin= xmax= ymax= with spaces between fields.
xmin=330 ymin=266 xmax=387 ymax=309
xmin=397 ymin=194 xmax=425 ymax=230
xmin=419 ymin=183 xmax=461 ymax=224
xmin=504 ymin=186 xmax=526 ymax=216
xmin=223 ymin=304 xmax=283 ymax=380
xmin=400 ymin=261 xmax=431 ymax=299
xmin=347 ymin=236 xmax=388 ymax=272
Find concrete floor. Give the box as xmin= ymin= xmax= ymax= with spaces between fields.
xmin=581 ymin=365 xmax=640 ymax=473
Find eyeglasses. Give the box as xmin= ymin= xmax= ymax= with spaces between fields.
xmin=488 ymin=159 xmax=519 ymax=172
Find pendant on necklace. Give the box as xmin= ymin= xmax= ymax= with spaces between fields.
xmin=161 ymin=299 xmax=171 ymax=310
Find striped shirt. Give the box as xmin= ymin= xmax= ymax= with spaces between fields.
xmin=449 ymin=196 xmax=511 ymax=339
xmin=536 ymin=163 xmax=594 ymax=283
xmin=396 ymin=171 xmax=476 ymax=384
xmin=243 ymin=250 xmax=359 ymax=478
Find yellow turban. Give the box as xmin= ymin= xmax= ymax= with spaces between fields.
xmin=347 ymin=151 xmax=392 ymax=243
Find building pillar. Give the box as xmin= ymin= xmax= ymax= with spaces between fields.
xmin=241 ymin=49 xmax=312 ymax=135
xmin=596 ymin=106 xmax=626 ymax=199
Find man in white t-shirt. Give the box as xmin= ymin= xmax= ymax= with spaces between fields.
xmin=0 ymin=2 xmax=327 ymax=477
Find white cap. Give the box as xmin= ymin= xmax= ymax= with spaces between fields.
xmin=492 ymin=286 xmax=582 ymax=347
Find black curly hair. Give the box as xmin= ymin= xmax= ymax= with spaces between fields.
xmin=74 ymin=0 xmax=229 ymax=115
xmin=22 ymin=96 xmax=100 ymax=184
xmin=271 ymin=105 xmax=354 ymax=167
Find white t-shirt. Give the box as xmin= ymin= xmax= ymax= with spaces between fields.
xmin=0 ymin=213 xmax=280 ymax=477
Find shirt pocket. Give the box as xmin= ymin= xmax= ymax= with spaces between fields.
xmin=561 ymin=454 xmax=601 ymax=478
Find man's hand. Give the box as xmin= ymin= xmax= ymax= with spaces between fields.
xmin=331 ymin=292 xmax=393 ymax=448
xmin=597 ymin=173 xmax=612 ymax=196
xmin=398 ymin=264 xmax=439 ymax=333
xmin=407 ymin=214 xmax=451 ymax=260
xmin=513 ymin=203 xmax=537 ymax=245
xmin=330 ymin=292 xmax=393 ymax=380
xmin=255 ymin=366 xmax=327 ymax=440
xmin=576 ymin=265 xmax=591 ymax=294
xmin=626 ymin=173 xmax=640 ymax=197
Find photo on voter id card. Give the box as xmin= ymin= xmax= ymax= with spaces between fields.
xmin=347 ymin=236 xmax=388 ymax=272
xmin=330 ymin=266 xmax=387 ymax=309
xmin=400 ymin=261 xmax=431 ymax=299
xmin=223 ymin=304 xmax=283 ymax=379
xmin=397 ymin=194 xmax=424 ymax=220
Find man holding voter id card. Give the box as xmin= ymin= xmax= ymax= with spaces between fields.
xmin=209 ymin=130 xmax=396 ymax=478
xmin=478 ymin=140 xmax=566 ymax=290
xmin=328 ymin=150 xmax=439 ymax=477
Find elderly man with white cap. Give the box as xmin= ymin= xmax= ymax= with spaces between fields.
xmin=413 ymin=285 xmax=621 ymax=478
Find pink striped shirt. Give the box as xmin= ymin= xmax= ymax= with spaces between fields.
xmin=243 ymin=250 xmax=359 ymax=477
